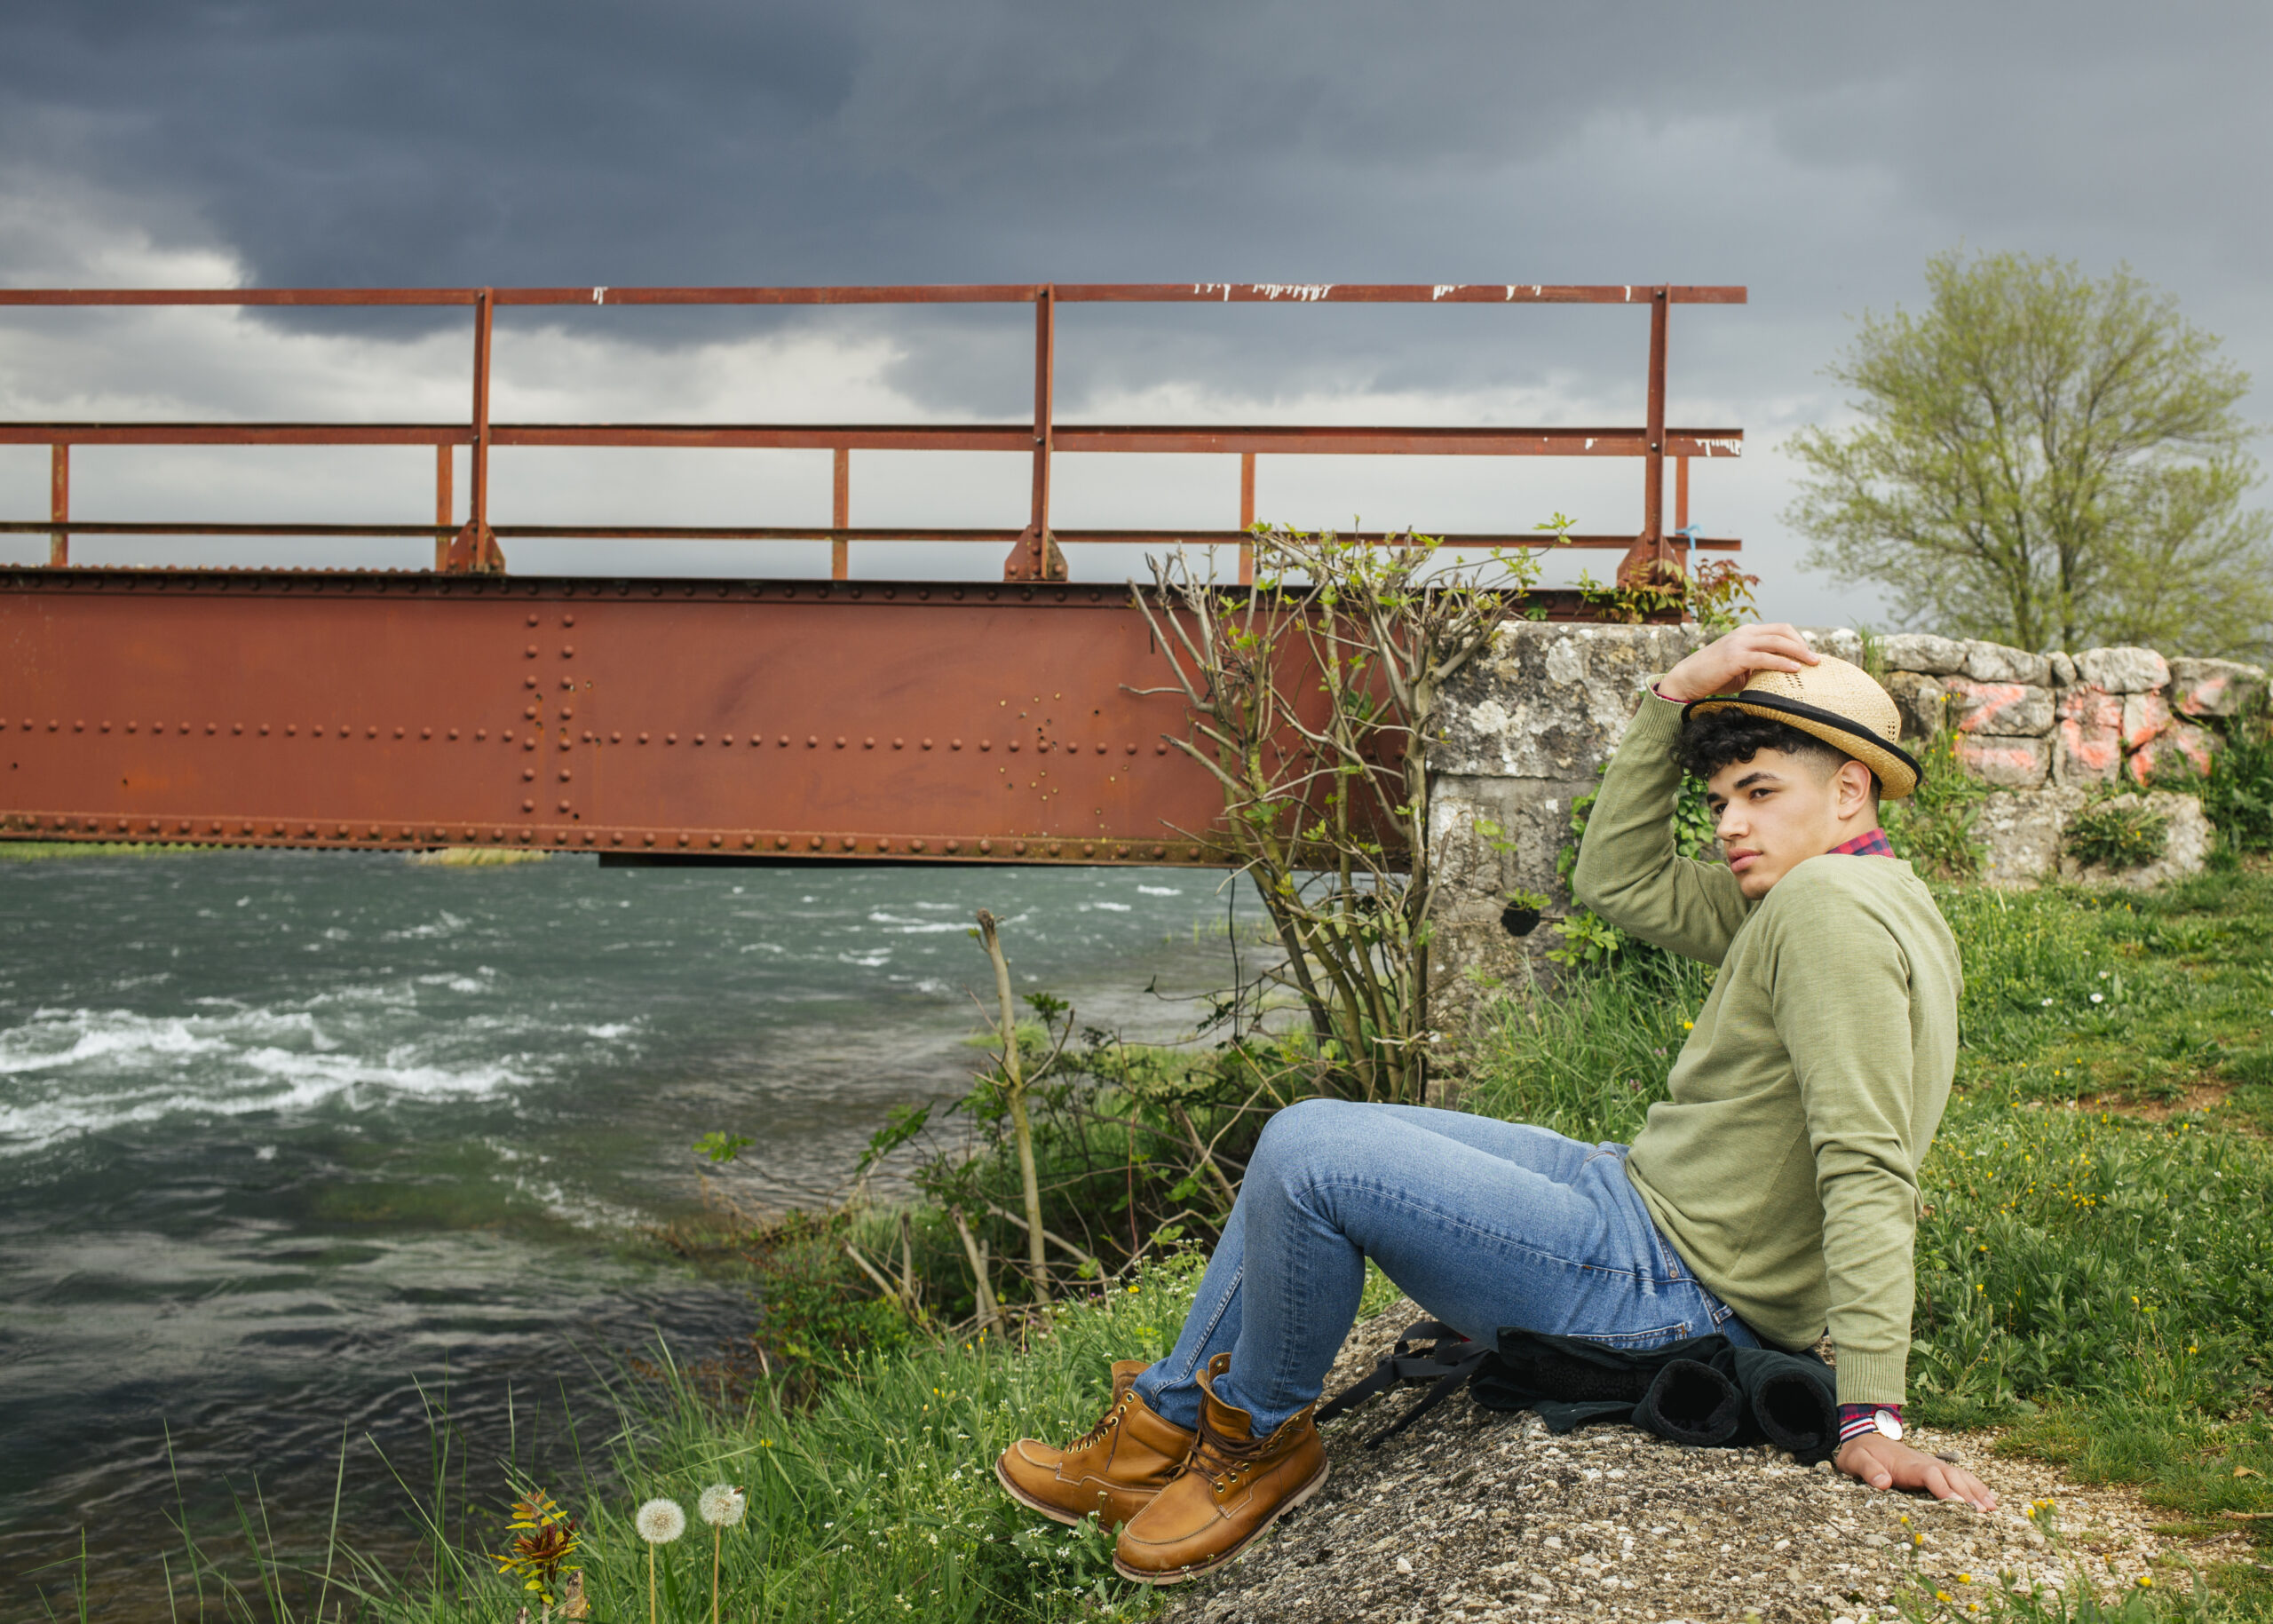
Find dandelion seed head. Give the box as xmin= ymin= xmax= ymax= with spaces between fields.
xmin=636 ymin=1497 xmax=686 ymax=1543
xmin=698 ymin=1483 xmax=747 ymax=1527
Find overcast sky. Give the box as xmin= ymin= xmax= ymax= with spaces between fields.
xmin=0 ymin=0 xmax=2265 ymax=622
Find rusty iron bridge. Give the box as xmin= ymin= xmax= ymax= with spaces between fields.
xmin=0 ymin=281 xmax=1744 ymax=865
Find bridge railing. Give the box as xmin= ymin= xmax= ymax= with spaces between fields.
xmin=0 ymin=282 xmax=1744 ymax=584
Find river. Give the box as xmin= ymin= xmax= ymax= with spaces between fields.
xmin=0 ymin=848 xmax=1259 ymax=1615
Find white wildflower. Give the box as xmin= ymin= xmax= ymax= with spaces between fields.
xmin=698 ymin=1484 xmax=747 ymax=1527
xmin=2090 ymin=993 xmax=2103 ymax=1004
xmin=635 ymin=1497 xmax=686 ymax=1543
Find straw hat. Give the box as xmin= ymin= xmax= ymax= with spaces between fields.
xmin=1684 ymin=654 xmax=1921 ymax=801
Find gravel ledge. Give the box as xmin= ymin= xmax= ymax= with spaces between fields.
xmin=1157 ymin=1300 xmax=2174 ymax=1624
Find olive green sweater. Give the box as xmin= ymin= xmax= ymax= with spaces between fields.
xmin=1570 ymin=689 xmax=1960 ymax=1404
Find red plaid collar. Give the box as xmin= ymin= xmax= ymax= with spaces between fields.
xmin=1830 ymin=827 xmax=1896 ymax=859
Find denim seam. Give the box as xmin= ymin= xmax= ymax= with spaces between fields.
xmin=1168 ymin=1260 xmax=1243 ymax=1387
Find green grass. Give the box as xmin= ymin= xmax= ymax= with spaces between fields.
xmin=1471 ymin=866 xmax=2273 ymax=1616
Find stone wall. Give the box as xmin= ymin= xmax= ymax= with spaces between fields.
xmin=1425 ymin=622 xmax=2263 ymax=1024
xmin=1874 ymin=634 xmax=2261 ymax=888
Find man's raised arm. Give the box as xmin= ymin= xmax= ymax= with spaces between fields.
xmin=1569 ymin=624 xmax=1820 ymax=964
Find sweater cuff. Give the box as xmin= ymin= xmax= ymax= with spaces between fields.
xmin=1628 ymin=681 xmax=1688 ymax=739
xmin=1830 ymin=1346 xmax=1907 ymax=1406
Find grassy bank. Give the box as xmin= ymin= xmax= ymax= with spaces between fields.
xmin=1473 ymin=865 xmax=2273 ymax=1614
xmin=145 ymin=868 xmax=2273 ymax=1621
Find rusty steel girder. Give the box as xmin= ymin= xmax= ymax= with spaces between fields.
xmin=0 ymin=566 xmax=1497 ymax=863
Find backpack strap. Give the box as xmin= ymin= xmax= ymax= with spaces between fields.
xmin=1317 ymin=1318 xmax=1493 ymax=1448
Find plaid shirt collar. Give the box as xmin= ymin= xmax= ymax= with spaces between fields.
xmin=1829 ymin=827 xmax=1896 ymax=859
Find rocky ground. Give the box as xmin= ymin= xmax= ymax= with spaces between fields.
xmin=1157 ymin=1301 xmax=2185 ymax=1624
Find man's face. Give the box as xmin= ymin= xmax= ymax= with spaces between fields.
xmin=1704 ymin=749 xmax=1853 ymax=899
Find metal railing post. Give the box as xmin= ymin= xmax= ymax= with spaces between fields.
xmin=1004 ymin=284 xmax=1066 ymax=581
xmin=1618 ymin=285 xmax=1676 ymax=590
xmin=433 ymin=443 xmax=452 ymax=572
xmin=446 ymin=289 xmax=502 ymax=573
xmin=48 ymin=443 xmax=67 ymax=566
xmin=1237 ymin=450 xmax=1255 ymax=585
xmin=831 ymin=446 xmax=851 ymax=580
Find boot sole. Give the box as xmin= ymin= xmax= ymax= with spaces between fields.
xmin=993 ymin=1454 xmax=1098 ymax=1529
xmin=1110 ymin=1456 xmax=1331 ymax=1586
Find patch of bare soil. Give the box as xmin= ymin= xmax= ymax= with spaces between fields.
xmin=1157 ymin=1301 xmax=2175 ymax=1624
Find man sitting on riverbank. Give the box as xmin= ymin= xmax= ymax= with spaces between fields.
xmin=995 ymin=622 xmax=1995 ymax=1584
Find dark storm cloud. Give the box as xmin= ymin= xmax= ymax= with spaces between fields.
xmin=0 ymin=1 xmax=2267 ymax=613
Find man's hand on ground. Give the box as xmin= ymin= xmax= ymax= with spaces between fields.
xmin=1655 ymin=622 xmax=1820 ymax=706
xmin=1835 ymin=1434 xmax=1998 ymax=1512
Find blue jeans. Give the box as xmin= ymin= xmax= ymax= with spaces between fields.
xmin=1132 ymin=1099 xmax=1756 ymax=1433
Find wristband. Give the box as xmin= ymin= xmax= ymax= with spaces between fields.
xmin=1838 ymin=1403 xmax=1903 ymax=1445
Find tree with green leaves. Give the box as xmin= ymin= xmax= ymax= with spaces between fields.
xmin=1786 ymin=250 xmax=2271 ymax=659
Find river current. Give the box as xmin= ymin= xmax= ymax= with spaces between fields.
xmin=0 ymin=849 xmax=1255 ymax=1614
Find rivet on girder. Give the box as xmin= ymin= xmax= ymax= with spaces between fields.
xmin=448 ymin=729 xmax=459 ymax=740
xmin=1050 ymin=843 xmax=1063 ymax=856
xmin=946 ymin=840 xmax=962 ymax=853
xmin=527 ymin=613 xmax=540 ymax=627
xmin=1151 ymin=844 xmax=1165 ymax=859
xmin=611 ymin=833 xmax=623 ymax=845
xmin=808 ymin=836 xmax=821 ymax=850
xmin=911 ymin=839 xmax=926 ymax=852
xmin=561 ymin=646 xmax=574 ymax=658
xmin=562 ymin=614 xmax=574 ymax=627
xmin=774 ymin=836 xmax=788 ymax=850
xmin=643 ymin=834 xmax=655 ymax=846
xmin=922 ymin=739 xmax=933 ymax=750
xmin=558 ymin=802 xmax=571 ymax=813
xmin=523 ymin=800 xmax=535 ymax=812
xmin=1013 ymin=841 xmax=1026 ymax=855
xmin=864 ymin=738 xmax=875 ymax=749
xmin=666 ymin=733 xmax=677 ymax=744
xmin=841 ymin=836 xmax=857 ymax=852
xmin=638 ymin=733 xmax=649 ymax=743
xmin=677 ymin=834 xmax=690 ymax=847
xmin=585 ymin=832 xmax=597 ymax=845
xmin=526 ymin=645 xmax=538 ymax=657
xmin=710 ymin=835 xmax=723 ymax=848
xmin=694 ymin=734 xmax=704 ymax=745
xmin=1082 ymin=844 xmax=1095 ymax=857
xmin=721 ymin=733 xmax=733 ymax=745
xmin=611 ymin=732 xmax=622 ymax=743
xmin=836 ymin=737 xmax=846 ymax=749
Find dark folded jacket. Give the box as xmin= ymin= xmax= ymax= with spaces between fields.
xmin=1319 ymin=1319 xmax=1841 ymax=1464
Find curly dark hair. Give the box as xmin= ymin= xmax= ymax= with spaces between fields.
xmin=1673 ymin=707 xmax=1880 ymax=798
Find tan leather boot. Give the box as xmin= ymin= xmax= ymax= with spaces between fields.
xmin=995 ymin=1359 xmax=1197 ymax=1529
xmin=1112 ymin=1351 xmax=1328 ymax=1584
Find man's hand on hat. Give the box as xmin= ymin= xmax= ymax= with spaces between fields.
xmin=1657 ymin=622 xmax=1820 ymax=706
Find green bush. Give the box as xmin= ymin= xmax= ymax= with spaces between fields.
xmin=2065 ymin=799 xmax=2171 ymax=872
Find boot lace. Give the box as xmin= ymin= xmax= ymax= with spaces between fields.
xmin=1182 ymin=1401 xmax=1274 ymax=1492
xmin=1066 ymin=1390 xmax=1132 ymax=1452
